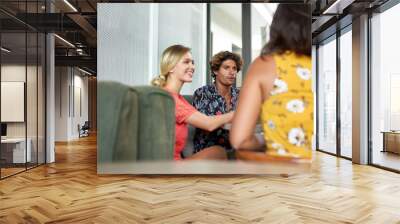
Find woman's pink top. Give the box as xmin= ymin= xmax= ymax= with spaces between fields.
xmin=168 ymin=91 xmax=197 ymax=160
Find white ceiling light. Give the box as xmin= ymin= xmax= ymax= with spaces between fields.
xmin=54 ymin=34 xmax=75 ymax=48
xmin=78 ymin=67 xmax=93 ymax=76
xmin=1 ymin=47 xmax=11 ymax=53
xmin=63 ymin=0 xmax=78 ymax=12
xmin=323 ymin=0 xmax=355 ymax=15
xmin=76 ymin=48 xmax=85 ymax=55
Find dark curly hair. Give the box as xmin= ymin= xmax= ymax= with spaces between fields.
xmin=261 ymin=4 xmax=311 ymax=57
xmin=210 ymin=51 xmax=243 ymax=80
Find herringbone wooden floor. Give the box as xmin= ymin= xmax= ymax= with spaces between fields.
xmin=1 ymin=135 xmax=400 ymax=223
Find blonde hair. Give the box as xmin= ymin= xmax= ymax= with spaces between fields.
xmin=151 ymin=45 xmax=191 ymax=87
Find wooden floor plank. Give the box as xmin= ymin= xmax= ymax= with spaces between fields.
xmin=0 ymin=135 xmax=400 ymax=223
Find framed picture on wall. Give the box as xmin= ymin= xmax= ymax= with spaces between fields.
xmin=1 ymin=81 xmax=25 ymax=122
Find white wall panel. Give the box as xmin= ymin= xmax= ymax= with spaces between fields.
xmin=98 ymin=4 xmax=151 ymax=86
xmin=157 ymin=3 xmax=206 ymax=94
xmin=98 ymin=3 xmax=206 ymax=94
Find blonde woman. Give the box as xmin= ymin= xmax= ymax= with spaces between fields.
xmin=152 ymin=45 xmax=233 ymax=160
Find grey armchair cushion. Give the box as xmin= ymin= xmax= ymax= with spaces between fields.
xmin=133 ymin=86 xmax=175 ymax=161
xmin=182 ymin=124 xmax=195 ymax=158
xmin=98 ymin=81 xmax=139 ymax=163
xmin=181 ymin=95 xmax=195 ymax=158
xmin=98 ymin=82 xmax=176 ymax=163
xmin=183 ymin=95 xmax=193 ymax=104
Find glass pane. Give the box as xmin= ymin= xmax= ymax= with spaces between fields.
xmin=27 ymin=31 xmax=38 ymax=169
xmin=312 ymin=46 xmax=317 ymax=151
xmin=250 ymin=3 xmax=277 ymax=61
xmin=371 ymin=4 xmax=400 ymax=171
xmin=38 ymin=33 xmax=46 ymax=164
xmin=1 ymin=31 xmax=27 ymax=177
xmin=210 ymin=3 xmax=242 ymax=86
xmin=339 ymin=29 xmax=352 ymax=158
xmin=318 ymin=37 xmax=337 ymax=154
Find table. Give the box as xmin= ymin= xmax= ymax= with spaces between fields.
xmin=381 ymin=131 xmax=400 ymax=154
xmin=98 ymin=160 xmax=311 ymax=175
xmin=1 ymin=138 xmax=32 ymax=163
xmin=223 ymin=123 xmax=263 ymax=133
xmin=236 ymin=150 xmax=312 ymax=163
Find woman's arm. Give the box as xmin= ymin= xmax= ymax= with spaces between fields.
xmin=186 ymin=111 xmax=234 ymax=132
xmin=230 ymin=56 xmax=276 ymax=151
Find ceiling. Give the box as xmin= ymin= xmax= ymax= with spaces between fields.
xmin=311 ymin=0 xmax=389 ymax=44
xmin=1 ymin=0 xmax=391 ymax=75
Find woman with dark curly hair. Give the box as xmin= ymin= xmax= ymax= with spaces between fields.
xmin=230 ymin=4 xmax=313 ymax=162
xmin=192 ymin=51 xmax=243 ymax=154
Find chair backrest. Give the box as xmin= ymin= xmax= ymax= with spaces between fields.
xmin=181 ymin=95 xmax=195 ymax=158
xmin=82 ymin=121 xmax=90 ymax=129
xmin=98 ymin=81 xmax=175 ymax=164
xmin=182 ymin=95 xmax=193 ymax=104
xmin=181 ymin=124 xmax=195 ymax=158
xmin=98 ymin=81 xmax=139 ymax=164
xmin=133 ymin=86 xmax=175 ymax=161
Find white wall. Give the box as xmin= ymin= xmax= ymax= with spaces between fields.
xmin=55 ymin=67 xmax=89 ymax=141
xmin=211 ymin=4 xmax=242 ymax=55
xmin=55 ymin=67 xmax=68 ymax=141
xmin=1 ymin=65 xmax=36 ymax=138
xmin=72 ymin=74 xmax=89 ymax=137
xmin=1 ymin=65 xmax=26 ymax=140
xmin=1 ymin=64 xmax=46 ymax=164
xmin=157 ymin=4 xmax=207 ymax=94
xmin=97 ymin=3 xmax=207 ymax=95
xmin=98 ymin=4 xmax=151 ymax=86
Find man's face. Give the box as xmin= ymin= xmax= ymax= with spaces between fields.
xmin=214 ymin=59 xmax=237 ymax=86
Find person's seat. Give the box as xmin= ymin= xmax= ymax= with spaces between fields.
xmin=98 ymin=81 xmax=140 ymax=164
xmin=181 ymin=95 xmax=195 ymax=158
xmin=78 ymin=121 xmax=90 ymax=138
xmin=133 ymin=86 xmax=175 ymax=160
xmin=98 ymin=81 xmax=175 ymax=165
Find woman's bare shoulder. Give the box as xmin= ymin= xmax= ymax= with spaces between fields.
xmin=244 ymin=55 xmax=276 ymax=100
xmin=247 ymin=55 xmax=276 ymax=81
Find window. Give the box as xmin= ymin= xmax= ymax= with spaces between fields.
xmin=250 ymin=3 xmax=277 ymax=61
xmin=0 ymin=1 xmax=46 ymax=179
xmin=210 ymin=3 xmax=242 ymax=86
xmin=339 ymin=28 xmax=352 ymax=158
xmin=317 ymin=36 xmax=337 ymax=154
xmin=370 ymin=2 xmax=400 ymax=171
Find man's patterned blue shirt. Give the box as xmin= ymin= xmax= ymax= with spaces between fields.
xmin=192 ymin=84 xmax=240 ymax=152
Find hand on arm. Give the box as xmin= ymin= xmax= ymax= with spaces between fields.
xmin=186 ymin=111 xmax=234 ymax=132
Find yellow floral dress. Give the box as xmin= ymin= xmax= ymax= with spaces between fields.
xmin=260 ymin=51 xmax=313 ymax=160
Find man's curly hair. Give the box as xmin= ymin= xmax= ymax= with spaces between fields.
xmin=210 ymin=51 xmax=243 ymax=80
